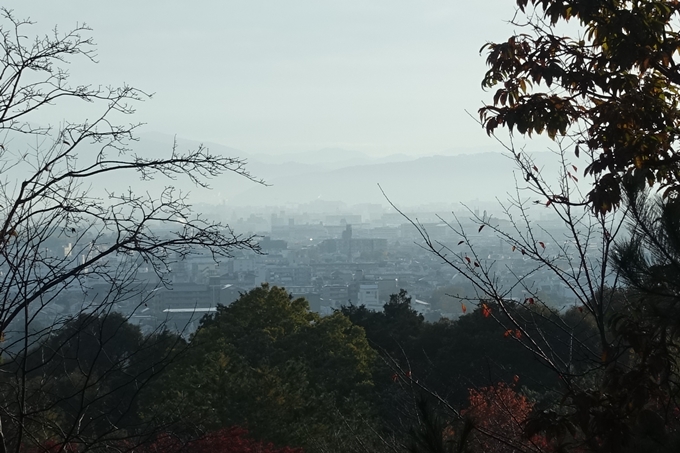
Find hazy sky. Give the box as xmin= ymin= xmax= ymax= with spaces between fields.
xmin=6 ymin=1 xmax=522 ymax=156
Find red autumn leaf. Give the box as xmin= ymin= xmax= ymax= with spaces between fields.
xmin=514 ymin=329 xmax=522 ymax=339
xmin=461 ymin=303 xmax=467 ymax=313
xmin=513 ymin=374 xmax=520 ymax=383
xmin=572 ymin=165 xmax=578 ymax=172
xmin=546 ymin=199 xmax=552 ymax=207
xmin=521 ymin=249 xmax=526 ymax=255
xmin=482 ymin=303 xmax=491 ymax=318
xmin=511 ymin=245 xmax=516 ymax=252
xmin=532 ymin=165 xmax=538 ymax=172
xmin=474 ymin=261 xmax=480 ymax=267
xmin=578 ymin=306 xmax=583 ymax=313
xmin=526 ymin=297 xmax=534 ymax=304
xmin=538 ymin=241 xmax=545 ymax=249
xmin=458 ymin=240 xmax=465 ymax=245
xmin=503 ymin=329 xmax=512 ymax=337
xmin=465 ymin=256 xmax=471 ymax=263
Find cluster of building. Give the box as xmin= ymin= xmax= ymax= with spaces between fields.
xmin=18 ymin=209 xmax=593 ymax=338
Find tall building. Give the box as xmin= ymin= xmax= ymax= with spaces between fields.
xmin=342 ymin=224 xmax=352 ymax=262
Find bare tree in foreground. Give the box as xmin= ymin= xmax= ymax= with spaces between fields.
xmin=389 ymin=135 xmax=680 ymax=450
xmin=0 ymin=9 xmax=261 ymax=453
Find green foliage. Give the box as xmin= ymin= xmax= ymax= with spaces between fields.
xmin=341 ymin=289 xmax=425 ymax=360
xmin=1 ymin=312 xmax=184 ymax=449
xmin=409 ymin=397 xmax=470 ymax=453
xmin=150 ymin=284 xmax=378 ymax=451
xmin=347 ymin=294 xmax=594 ymax=402
xmin=416 ymin=303 xmax=586 ymax=404
xmin=480 ymin=0 xmax=680 ymax=212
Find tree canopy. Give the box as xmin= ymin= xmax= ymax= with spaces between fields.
xmin=480 ymin=0 xmax=680 ymax=212
xmin=148 ymin=285 xmax=377 ymax=451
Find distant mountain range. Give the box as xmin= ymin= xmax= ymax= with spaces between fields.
xmin=122 ymin=132 xmax=585 ymax=208
xmin=227 ymin=153 xmax=517 ymax=207
xmin=0 ymin=130 xmax=583 ymax=210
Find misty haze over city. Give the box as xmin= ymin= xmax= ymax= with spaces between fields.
xmin=0 ymin=1 xmax=586 ymax=318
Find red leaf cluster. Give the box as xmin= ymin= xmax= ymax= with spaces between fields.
xmin=141 ymin=427 xmax=302 ymax=453
xmin=463 ymin=383 xmax=550 ymax=453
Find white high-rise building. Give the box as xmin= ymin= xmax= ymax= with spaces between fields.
xmin=358 ymin=283 xmax=380 ymax=311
